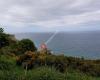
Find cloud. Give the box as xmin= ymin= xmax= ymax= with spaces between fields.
xmin=0 ymin=0 xmax=100 ymax=32
xmin=33 ymin=10 xmax=100 ymax=28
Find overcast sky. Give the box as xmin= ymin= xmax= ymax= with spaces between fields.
xmin=0 ymin=0 xmax=100 ymax=33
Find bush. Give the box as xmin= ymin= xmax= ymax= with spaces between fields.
xmin=0 ymin=33 xmax=10 ymax=49
xmin=16 ymin=39 xmax=37 ymax=55
xmin=0 ymin=28 xmax=4 ymax=33
xmin=0 ymin=55 xmax=16 ymax=70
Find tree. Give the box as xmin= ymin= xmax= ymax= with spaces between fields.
xmin=0 ymin=33 xmax=9 ymax=49
xmin=17 ymin=39 xmax=37 ymax=54
xmin=0 ymin=28 xmax=17 ymax=51
xmin=0 ymin=28 xmax=4 ymax=33
xmin=0 ymin=28 xmax=8 ymax=48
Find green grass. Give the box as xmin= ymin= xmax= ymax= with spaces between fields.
xmin=0 ymin=66 xmax=100 ymax=80
xmin=0 ymin=55 xmax=100 ymax=80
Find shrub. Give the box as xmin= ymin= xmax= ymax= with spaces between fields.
xmin=16 ymin=39 xmax=37 ymax=55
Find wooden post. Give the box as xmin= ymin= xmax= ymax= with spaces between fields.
xmin=25 ymin=64 xmax=27 ymax=76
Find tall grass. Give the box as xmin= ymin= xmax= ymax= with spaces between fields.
xmin=0 ymin=55 xmax=100 ymax=80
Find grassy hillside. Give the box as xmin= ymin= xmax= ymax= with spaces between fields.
xmin=0 ymin=55 xmax=100 ymax=80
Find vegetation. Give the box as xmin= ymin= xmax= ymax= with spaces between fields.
xmin=0 ymin=33 xmax=10 ymax=49
xmin=0 ymin=28 xmax=100 ymax=80
xmin=0 ymin=55 xmax=100 ymax=80
xmin=16 ymin=51 xmax=100 ymax=77
xmin=0 ymin=28 xmax=4 ymax=33
xmin=17 ymin=39 xmax=37 ymax=54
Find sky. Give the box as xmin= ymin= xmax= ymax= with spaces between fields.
xmin=0 ymin=0 xmax=100 ymax=33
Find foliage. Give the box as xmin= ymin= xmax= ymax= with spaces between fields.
xmin=16 ymin=51 xmax=100 ymax=77
xmin=0 ymin=55 xmax=16 ymax=69
xmin=0 ymin=33 xmax=37 ymax=55
xmin=15 ymin=39 xmax=37 ymax=55
xmin=0 ymin=33 xmax=10 ymax=49
xmin=0 ymin=28 xmax=16 ymax=49
xmin=0 ymin=28 xmax=4 ymax=33
xmin=0 ymin=55 xmax=99 ymax=80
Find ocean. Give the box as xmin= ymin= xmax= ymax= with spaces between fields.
xmin=15 ymin=31 xmax=100 ymax=59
